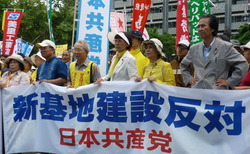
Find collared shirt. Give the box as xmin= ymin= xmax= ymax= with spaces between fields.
xmin=67 ymin=59 xmax=101 ymax=85
xmin=143 ymin=58 xmax=176 ymax=86
xmin=1 ymin=70 xmax=30 ymax=87
xmin=36 ymin=56 xmax=68 ymax=85
xmin=203 ymin=37 xmax=215 ymax=60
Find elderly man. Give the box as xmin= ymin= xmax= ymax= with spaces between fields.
xmin=181 ymin=14 xmax=248 ymax=89
xmin=62 ymin=49 xmax=71 ymax=67
xmin=67 ymin=40 xmax=101 ymax=88
xmin=36 ymin=39 xmax=68 ymax=86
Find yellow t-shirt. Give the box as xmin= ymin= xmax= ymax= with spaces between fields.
xmin=130 ymin=48 xmax=149 ymax=77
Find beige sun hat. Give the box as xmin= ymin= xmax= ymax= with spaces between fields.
xmin=141 ymin=38 xmax=166 ymax=58
xmin=5 ymin=54 xmax=25 ymax=68
xmin=240 ymin=41 xmax=250 ymax=51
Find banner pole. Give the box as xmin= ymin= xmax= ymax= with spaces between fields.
xmin=71 ymin=0 xmax=78 ymax=53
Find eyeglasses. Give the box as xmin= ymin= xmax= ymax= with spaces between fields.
xmin=73 ymin=48 xmax=85 ymax=52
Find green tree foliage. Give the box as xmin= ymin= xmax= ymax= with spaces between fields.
xmin=231 ymin=23 xmax=250 ymax=45
xmin=0 ymin=0 xmax=75 ymax=54
xmin=147 ymin=27 xmax=176 ymax=61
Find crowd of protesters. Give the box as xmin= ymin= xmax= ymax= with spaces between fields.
xmin=0 ymin=14 xmax=249 ymax=90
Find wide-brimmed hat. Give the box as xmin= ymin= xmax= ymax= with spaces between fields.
xmin=5 ymin=54 xmax=25 ymax=68
xmin=24 ymin=57 xmax=33 ymax=66
xmin=141 ymin=38 xmax=166 ymax=58
xmin=31 ymin=51 xmax=46 ymax=65
xmin=130 ymin=30 xmax=143 ymax=39
xmin=178 ymin=39 xmax=190 ymax=48
xmin=240 ymin=41 xmax=250 ymax=51
xmin=36 ymin=39 xmax=56 ymax=49
xmin=107 ymin=31 xmax=130 ymax=45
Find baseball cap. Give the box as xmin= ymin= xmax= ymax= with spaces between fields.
xmin=36 ymin=40 xmax=56 ymax=49
xmin=178 ymin=40 xmax=190 ymax=48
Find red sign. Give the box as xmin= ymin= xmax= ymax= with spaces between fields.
xmin=131 ymin=0 xmax=152 ymax=33
xmin=2 ymin=11 xmax=23 ymax=56
xmin=175 ymin=0 xmax=190 ymax=47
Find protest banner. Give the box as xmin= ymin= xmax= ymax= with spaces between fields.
xmin=76 ymin=0 xmax=111 ymax=76
xmin=14 ymin=38 xmax=34 ymax=56
xmin=2 ymin=10 xmax=23 ymax=56
xmin=56 ymin=44 xmax=68 ymax=56
xmin=46 ymin=0 xmax=55 ymax=42
xmin=2 ymin=81 xmax=250 ymax=154
xmin=110 ymin=12 xmax=125 ymax=33
xmin=176 ymin=0 xmax=190 ymax=47
xmin=188 ymin=0 xmax=210 ymax=45
xmin=131 ymin=0 xmax=152 ymax=33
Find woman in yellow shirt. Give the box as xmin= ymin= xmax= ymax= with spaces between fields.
xmin=135 ymin=38 xmax=176 ymax=86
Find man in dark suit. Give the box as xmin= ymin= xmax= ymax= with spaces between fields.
xmin=180 ymin=14 xmax=248 ymax=89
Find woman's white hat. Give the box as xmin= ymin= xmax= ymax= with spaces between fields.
xmin=240 ymin=41 xmax=250 ymax=51
xmin=141 ymin=38 xmax=166 ymax=58
xmin=107 ymin=31 xmax=130 ymax=45
xmin=31 ymin=51 xmax=46 ymax=65
xmin=5 ymin=54 xmax=25 ymax=68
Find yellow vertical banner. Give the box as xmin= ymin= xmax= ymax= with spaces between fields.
xmin=56 ymin=44 xmax=68 ymax=56
xmin=2 ymin=10 xmax=6 ymax=30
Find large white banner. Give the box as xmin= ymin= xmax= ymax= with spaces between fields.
xmin=76 ymin=0 xmax=111 ymax=76
xmin=2 ymin=81 xmax=250 ymax=154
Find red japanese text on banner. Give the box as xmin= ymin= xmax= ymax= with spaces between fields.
xmin=131 ymin=0 xmax=152 ymax=33
xmin=176 ymin=0 xmax=190 ymax=47
xmin=2 ymin=11 xmax=23 ymax=56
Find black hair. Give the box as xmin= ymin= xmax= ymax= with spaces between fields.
xmin=199 ymin=14 xmax=219 ymax=36
xmin=115 ymin=32 xmax=132 ymax=50
xmin=7 ymin=59 xmax=25 ymax=71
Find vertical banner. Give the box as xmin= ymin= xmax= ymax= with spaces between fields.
xmin=131 ymin=0 xmax=152 ymax=33
xmin=2 ymin=10 xmax=23 ymax=56
xmin=76 ymin=0 xmax=111 ymax=76
xmin=176 ymin=0 xmax=190 ymax=47
xmin=110 ymin=12 xmax=125 ymax=32
xmin=46 ymin=0 xmax=55 ymax=42
xmin=188 ymin=0 xmax=210 ymax=45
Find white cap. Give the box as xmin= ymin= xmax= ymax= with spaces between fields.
xmin=107 ymin=32 xmax=130 ymax=45
xmin=36 ymin=40 xmax=56 ymax=49
xmin=31 ymin=51 xmax=46 ymax=65
xmin=178 ymin=39 xmax=190 ymax=48
xmin=240 ymin=41 xmax=250 ymax=51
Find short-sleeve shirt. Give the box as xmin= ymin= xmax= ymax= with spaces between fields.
xmin=36 ymin=56 xmax=68 ymax=85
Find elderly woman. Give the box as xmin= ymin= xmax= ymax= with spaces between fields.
xmin=96 ymin=32 xmax=138 ymax=85
xmin=0 ymin=54 xmax=30 ymax=88
xmin=135 ymin=38 xmax=176 ymax=86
